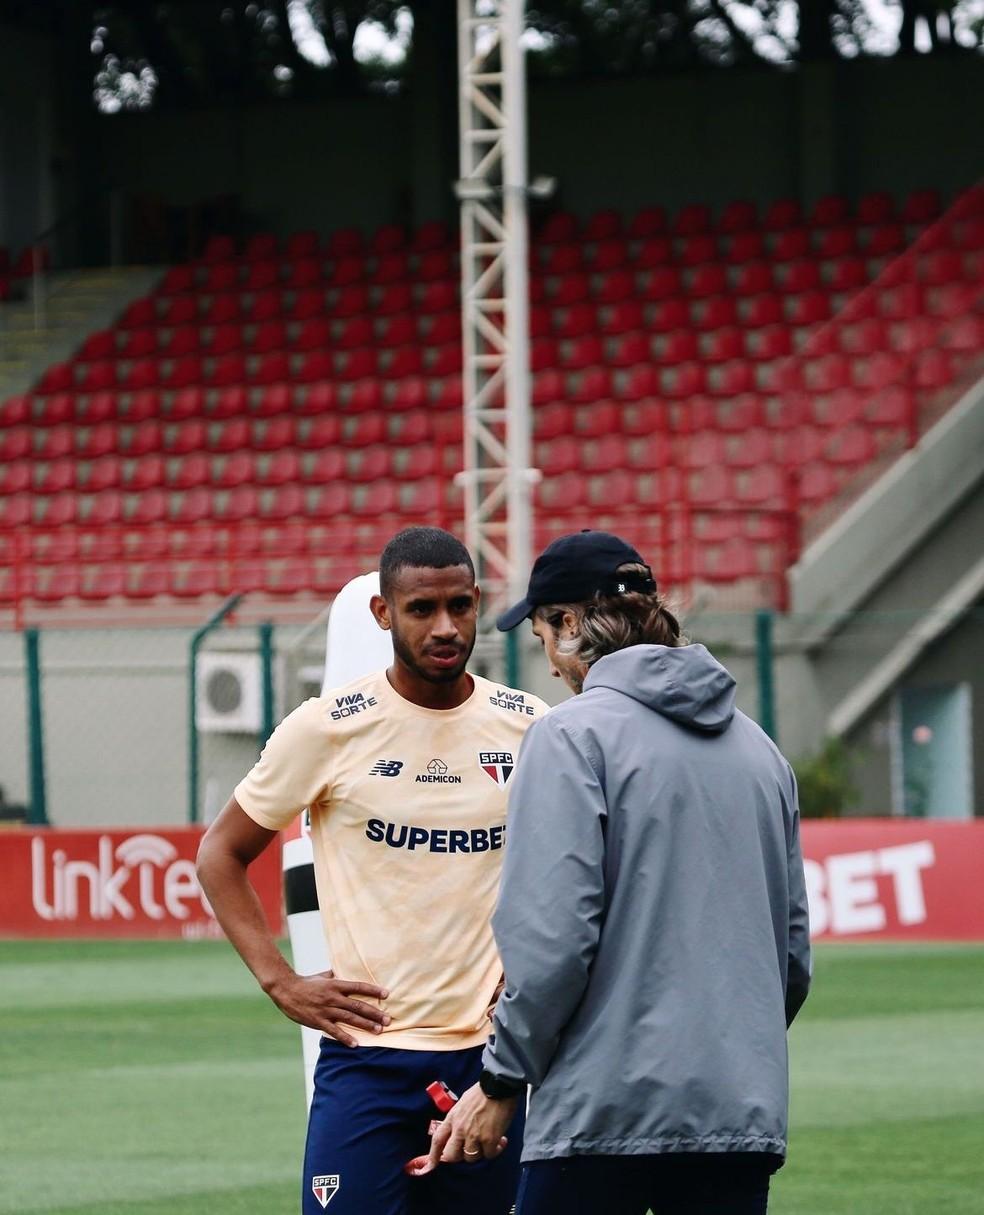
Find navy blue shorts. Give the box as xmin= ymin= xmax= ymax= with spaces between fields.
xmin=302 ymin=1037 xmax=524 ymax=1215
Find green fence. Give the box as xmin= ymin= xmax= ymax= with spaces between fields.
xmin=1 ymin=605 xmax=981 ymax=829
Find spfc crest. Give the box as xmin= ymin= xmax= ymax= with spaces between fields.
xmin=479 ymin=751 xmax=514 ymax=785
xmin=311 ymin=1175 xmax=340 ymax=1208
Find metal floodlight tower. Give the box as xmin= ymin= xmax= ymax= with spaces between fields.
xmin=456 ymin=0 xmax=534 ymax=634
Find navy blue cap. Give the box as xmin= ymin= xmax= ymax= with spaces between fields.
xmin=496 ymin=531 xmax=655 ymax=631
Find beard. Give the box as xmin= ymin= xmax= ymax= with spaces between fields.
xmin=390 ymin=624 xmax=475 ymax=684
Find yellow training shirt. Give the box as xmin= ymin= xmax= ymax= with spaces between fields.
xmin=235 ymin=669 xmax=549 ymax=1050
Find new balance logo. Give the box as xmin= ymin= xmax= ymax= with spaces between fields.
xmin=331 ymin=692 xmax=378 ymax=721
xmin=369 ymin=760 xmax=404 ymax=777
xmin=489 ymin=690 xmax=535 ymax=716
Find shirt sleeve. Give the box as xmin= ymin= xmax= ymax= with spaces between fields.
xmin=483 ymin=713 xmax=607 ymax=1089
xmin=234 ymin=698 xmax=332 ymax=832
xmin=784 ymin=766 xmax=812 ymax=1027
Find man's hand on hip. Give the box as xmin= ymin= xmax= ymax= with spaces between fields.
xmin=266 ymin=969 xmax=391 ymax=1047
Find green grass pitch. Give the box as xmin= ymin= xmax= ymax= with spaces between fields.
xmin=1 ymin=940 xmax=982 ymax=1213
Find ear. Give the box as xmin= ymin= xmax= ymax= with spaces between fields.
xmin=473 ymin=583 xmax=481 ymax=611
xmin=561 ymin=609 xmax=580 ymax=638
xmin=370 ymin=594 xmax=391 ymax=632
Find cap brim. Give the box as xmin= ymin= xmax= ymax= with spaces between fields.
xmin=496 ymin=598 xmax=534 ymax=631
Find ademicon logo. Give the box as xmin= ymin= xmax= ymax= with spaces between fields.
xmin=31 ymin=833 xmax=215 ymax=923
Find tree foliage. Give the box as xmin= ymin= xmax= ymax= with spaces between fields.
xmin=6 ymin=0 xmax=978 ymax=113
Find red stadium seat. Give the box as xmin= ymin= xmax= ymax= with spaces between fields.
xmin=248 ymin=288 xmax=285 ymax=323
xmin=215 ymin=451 xmax=255 ymax=488
xmin=655 ymin=331 xmax=698 ymax=366
xmin=763 ymin=199 xmax=802 ymax=231
xmin=0 ymin=394 xmax=31 ymax=426
xmin=208 ymin=353 xmax=247 ymax=387
xmin=769 ymin=228 xmax=811 ymax=263
xmin=673 ymin=204 xmax=712 ymax=237
xmin=347 ymin=380 xmax=384 ymax=414
xmin=121 ymin=298 xmax=157 ymax=329
xmin=35 ymin=459 xmax=75 ymax=494
xmin=901 ymin=189 xmax=941 ymax=225
xmin=748 ymin=325 xmax=792 ymax=362
xmin=166 ymin=325 xmax=200 ymax=357
xmin=827 ymin=257 xmax=867 ymax=293
xmin=162 ymin=296 xmax=199 ymax=327
xmin=36 ymin=426 xmax=73 ymax=460
xmin=286 ymin=231 xmax=320 ymax=259
xmin=594 ymin=270 xmax=636 ymax=305
xmin=207 ymin=325 xmax=243 ymax=357
xmin=327 ymin=227 xmax=365 ymax=258
xmin=786 ymin=291 xmax=831 ymax=326
xmin=370 ymin=225 xmax=406 ymax=256
xmin=37 ymin=362 xmax=74 ymax=394
xmin=815 ymin=227 xmax=857 ymax=259
xmin=537 ymin=436 xmax=580 ymax=478
xmin=36 ymin=393 xmax=74 ymax=426
xmin=810 ymin=195 xmax=850 ymax=227
xmin=249 ymin=319 xmax=287 ymax=355
xmin=635 ymin=237 xmax=672 ymax=269
xmin=0 ymin=462 xmax=31 ymax=494
xmin=723 ymin=232 xmax=765 ymax=264
xmin=377 ymin=314 xmax=417 ymax=348
xmin=640 ymin=267 xmax=682 ymax=303
xmin=161 ymin=266 xmax=195 ymax=295
xmin=163 ymin=355 xmax=203 ymax=389
xmin=128 ymin=420 xmax=164 ymax=457
xmin=330 ymin=284 xmax=371 ymax=318
xmin=412 ymin=221 xmax=451 ymax=252
xmin=692 ymin=296 xmax=737 ymax=331
xmin=687 ymin=265 xmax=728 ymax=298
xmin=80 ymin=330 xmax=116 ymax=361
xmin=627 ymin=206 xmax=666 ymax=238
xmin=677 ymin=236 xmax=716 ymax=267
xmin=77 ymin=422 xmax=118 ymax=459
xmin=663 ymin=362 xmax=706 ymax=399
xmin=649 ymin=298 xmax=689 ymax=333
xmin=245 ymin=260 xmax=280 ymax=292
xmin=550 ymin=303 xmax=592 ymax=341
xmin=375 ymin=284 xmax=413 ymax=316
xmin=128 ymin=454 xmax=165 ymax=491
xmin=120 ymin=328 xmax=158 ymax=359
xmin=703 ymin=328 xmax=745 ymax=364
xmin=298 ymin=416 xmax=342 ymax=450
xmin=864 ymin=224 xmax=906 ymax=257
xmin=589 ymin=239 xmax=629 ymax=273
xmin=570 ymin=367 xmax=613 ymax=405
xmin=370 ymin=253 xmax=410 ymax=285
xmin=718 ymin=200 xmax=758 ymax=233
xmin=609 ymin=332 xmax=650 ymax=368
xmin=204 ymin=263 xmax=239 ymax=294
xmin=599 ymin=300 xmax=645 ymax=337
xmin=616 ymin=364 xmax=660 ymax=402
xmin=741 ymin=295 xmax=784 ymax=328
xmin=170 ymin=451 xmax=210 ymax=490
xmin=303 ymin=448 xmax=346 ymax=483
xmin=296 ymin=351 xmax=334 ymax=384
xmin=419 ymin=281 xmax=457 ymax=314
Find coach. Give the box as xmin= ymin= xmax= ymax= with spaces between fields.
xmin=426 ymin=531 xmax=812 ymax=1215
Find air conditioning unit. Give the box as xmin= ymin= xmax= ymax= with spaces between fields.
xmin=196 ymin=653 xmax=262 ymax=734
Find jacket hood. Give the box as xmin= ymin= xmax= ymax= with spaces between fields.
xmin=584 ymin=644 xmax=736 ymax=733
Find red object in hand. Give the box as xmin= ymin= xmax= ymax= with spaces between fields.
xmin=404 ymin=1080 xmax=460 ymax=1175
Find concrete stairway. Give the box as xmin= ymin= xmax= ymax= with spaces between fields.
xmin=0 ymin=266 xmax=163 ymax=401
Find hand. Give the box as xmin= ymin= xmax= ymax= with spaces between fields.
xmin=267 ymin=969 xmax=391 ymax=1047
xmin=407 ymin=1083 xmax=517 ymax=1176
xmin=486 ymin=975 xmax=506 ymax=1021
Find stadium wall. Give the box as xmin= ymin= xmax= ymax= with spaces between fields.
xmin=75 ymin=54 xmax=984 ymax=241
xmin=0 ymin=24 xmax=56 ymax=255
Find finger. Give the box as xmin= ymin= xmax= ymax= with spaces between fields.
xmin=331 ymin=997 xmax=391 ymax=1024
xmin=325 ymin=1010 xmax=389 ymax=1035
xmin=403 ymin=1153 xmax=436 ymax=1177
xmin=331 ymin=979 xmax=390 ymax=1000
xmin=425 ymin=1121 xmax=453 ymax=1170
xmin=439 ymin=1124 xmax=466 ymax=1165
xmin=321 ymin=1021 xmax=357 ymax=1049
xmin=461 ymin=1142 xmax=484 ymax=1163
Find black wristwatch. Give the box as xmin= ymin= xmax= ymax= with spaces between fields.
xmin=478 ymin=1068 xmax=525 ymax=1100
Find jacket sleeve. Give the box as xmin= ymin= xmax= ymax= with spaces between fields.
xmin=482 ymin=713 xmax=607 ymax=1089
xmin=784 ymin=769 xmax=812 ymax=1027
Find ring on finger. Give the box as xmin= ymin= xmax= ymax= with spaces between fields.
xmin=463 ymin=1148 xmax=481 ymax=1157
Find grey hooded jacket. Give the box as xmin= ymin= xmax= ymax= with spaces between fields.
xmin=483 ymin=643 xmax=811 ymax=1162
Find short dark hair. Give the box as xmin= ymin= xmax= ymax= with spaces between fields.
xmin=378 ymin=527 xmax=475 ymax=598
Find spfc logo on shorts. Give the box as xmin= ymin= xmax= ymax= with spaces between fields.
xmin=311 ymin=1174 xmax=340 ymax=1208
xmin=479 ymin=751 xmax=515 ymax=785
